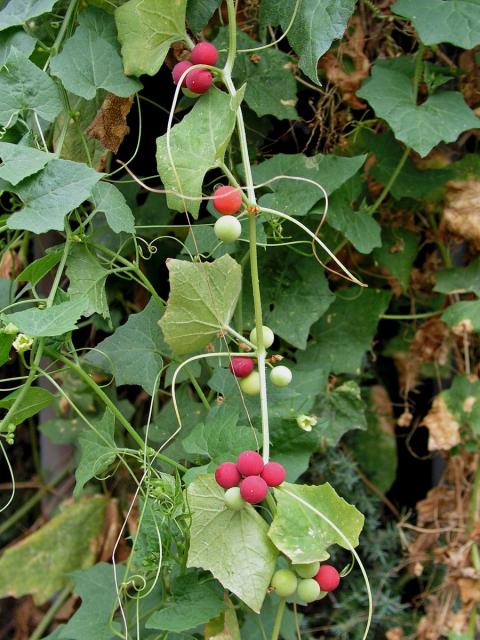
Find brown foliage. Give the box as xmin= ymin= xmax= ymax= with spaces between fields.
xmin=85 ymin=93 xmax=134 ymax=154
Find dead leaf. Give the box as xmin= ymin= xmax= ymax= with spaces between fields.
xmin=85 ymin=93 xmax=134 ymax=154
xmin=410 ymin=318 xmax=450 ymax=365
xmin=442 ymin=179 xmax=480 ymax=249
xmin=422 ymin=396 xmax=461 ymax=451
xmin=0 ymin=250 xmax=23 ymax=279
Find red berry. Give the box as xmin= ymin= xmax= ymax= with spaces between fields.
xmin=229 ymin=356 xmax=254 ymax=378
xmin=186 ymin=68 xmax=213 ymax=94
xmin=215 ymin=462 xmax=241 ymax=489
xmin=213 ymin=185 xmax=243 ymax=215
xmin=237 ymin=450 xmax=264 ymax=476
xmin=191 ymin=41 xmax=218 ymax=66
xmin=172 ymin=60 xmax=192 ymax=87
xmin=240 ymin=476 xmax=268 ymax=504
xmin=314 ymin=565 xmax=340 ymax=592
xmin=261 ymin=461 xmax=286 ymax=487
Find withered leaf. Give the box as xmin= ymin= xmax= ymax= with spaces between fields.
xmin=85 ymin=93 xmax=134 ymax=154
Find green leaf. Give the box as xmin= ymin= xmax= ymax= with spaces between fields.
xmin=16 ymin=249 xmax=63 ymax=285
xmin=187 ymin=474 xmax=278 ymax=613
xmin=441 ymin=375 xmax=480 ymax=434
xmin=156 ymin=87 xmax=240 ymax=217
xmin=3 ymin=299 xmax=85 ymax=337
xmin=66 ymin=245 xmax=109 ymax=319
xmin=215 ymin=28 xmax=297 ymax=120
xmin=91 ymin=182 xmax=135 ymax=234
xmin=0 ymin=496 xmax=108 ymax=604
xmin=146 ymin=574 xmax=225 ymax=632
xmin=324 ymin=174 xmax=382 ymax=254
xmin=0 ymin=387 xmax=55 ymax=426
xmin=269 ymin=417 xmax=319 ymax=482
xmin=0 ymin=142 xmax=53 ymax=185
xmin=0 ymin=27 xmax=36 ymax=65
xmin=115 ymin=0 xmax=187 ymax=76
xmin=268 ymin=482 xmax=364 ymax=563
xmin=248 ymin=251 xmax=334 ymax=350
xmin=434 ymin=257 xmax=480 ymax=297
xmin=393 ymin=0 xmax=480 ymax=49
xmin=442 ymin=300 xmax=480 ymax=332
xmin=308 ymin=289 xmax=392 ymax=374
xmin=372 ymin=227 xmax=418 ymax=290
xmin=260 ymin=0 xmax=356 ymax=83
xmin=205 ymin=594 xmax=241 ymax=640
xmin=251 ymin=153 xmax=367 ymax=216
xmin=57 ymin=563 xmax=122 ymax=640
xmin=86 ymin=298 xmax=165 ymax=395
xmin=0 ymin=47 xmax=62 ymax=126
xmin=160 ymin=255 xmax=241 ymax=356
xmin=187 ymin=0 xmax=221 ymax=32
xmin=314 ymin=381 xmax=367 ymax=446
xmin=74 ymin=410 xmax=116 ymax=498
xmin=6 ymin=158 xmax=103 ymax=233
xmin=51 ymin=7 xmax=142 ymax=100
xmin=0 ymin=0 xmax=56 ymax=30
xmin=357 ymin=57 xmax=479 ymax=157
xmin=182 ymin=405 xmax=257 ymax=467
xmin=0 ymin=332 xmax=14 ymax=367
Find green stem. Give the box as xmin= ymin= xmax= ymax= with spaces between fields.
xmin=380 ymin=310 xmax=442 ymax=321
xmin=29 ymin=585 xmax=72 ymax=640
xmin=366 ymin=146 xmax=409 ymax=216
xmin=185 ymin=365 xmax=210 ymax=410
xmin=46 ymin=232 xmax=71 ymax=307
xmin=49 ymin=0 xmax=78 ymax=56
xmin=0 ymin=465 xmax=70 ymax=538
xmin=271 ymin=598 xmax=286 ymax=640
xmin=224 ymin=0 xmax=270 ymax=462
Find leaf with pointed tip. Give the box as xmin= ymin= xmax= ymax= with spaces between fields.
xmin=358 ymin=57 xmax=479 ymax=157
xmin=50 ymin=8 xmax=142 ymax=100
xmin=74 ymin=410 xmax=116 ymax=498
xmin=66 ymin=245 xmax=109 ymax=319
xmin=435 ymin=257 xmax=480 ymax=297
xmin=90 ymin=182 xmax=135 ymax=234
xmin=187 ymin=474 xmax=277 ymax=613
xmin=260 ymin=0 xmax=356 ymax=83
xmin=0 ymin=387 xmax=55 ymax=427
xmin=156 ymin=87 xmax=241 ymax=217
xmin=268 ymin=482 xmax=364 ymax=563
xmin=2 ymin=299 xmax=85 ymax=337
xmin=0 ymin=497 xmax=108 ymax=604
xmin=0 ymin=142 xmax=53 ymax=185
xmin=160 ymin=255 xmax=241 ymax=355
xmin=0 ymin=27 xmax=36 ymax=65
xmin=6 ymin=158 xmax=103 ymax=233
xmin=442 ymin=300 xmax=480 ymax=332
xmin=115 ymin=0 xmax=187 ymax=76
xmin=393 ymin=0 xmax=480 ymax=49
xmin=0 ymin=0 xmax=56 ymax=30
xmin=86 ymin=298 xmax=165 ymax=395
xmin=16 ymin=249 xmax=63 ymax=285
xmin=0 ymin=47 xmax=63 ymax=127
xmin=187 ymin=0 xmax=221 ymax=32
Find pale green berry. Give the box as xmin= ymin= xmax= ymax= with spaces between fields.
xmin=250 ymin=325 xmax=274 ymax=349
xmin=214 ymin=215 xmax=241 ymax=243
xmin=224 ymin=487 xmax=244 ymax=511
xmin=292 ymin=561 xmax=320 ymax=579
xmin=296 ymin=578 xmax=321 ymax=603
xmin=271 ymin=569 xmax=298 ymax=597
xmin=270 ymin=365 xmax=292 ymax=387
xmin=239 ymin=370 xmax=261 ymax=396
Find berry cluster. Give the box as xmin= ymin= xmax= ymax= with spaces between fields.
xmin=228 ymin=343 xmax=292 ymax=398
xmin=270 ymin=563 xmax=340 ymax=604
xmin=172 ymin=41 xmax=218 ymax=96
xmin=215 ymin=450 xmax=286 ymax=506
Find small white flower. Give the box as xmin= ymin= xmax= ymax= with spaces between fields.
xmin=13 ymin=333 xmax=34 ymax=353
xmin=296 ymin=414 xmax=318 ymax=432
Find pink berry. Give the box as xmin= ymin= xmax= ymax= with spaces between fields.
xmin=172 ymin=60 xmax=193 ymax=87
xmin=314 ymin=565 xmax=340 ymax=592
xmin=261 ymin=462 xmax=286 ymax=487
xmin=229 ymin=356 xmax=254 ymax=378
xmin=213 ymin=185 xmax=243 ymax=215
xmin=215 ymin=462 xmax=241 ymax=489
xmin=191 ymin=41 xmax=218 ymax=66
xmin=237 ymin=450 xmax=264 ymax=476
xmin=186 ymin=68 xmax=213 ymax=94
xmin=240 ymin=476 xmax=268 ymax=504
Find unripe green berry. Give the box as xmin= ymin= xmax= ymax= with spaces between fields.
xmin=224 ymin=486 xmax=244 ymax=511
xmin=214 ymin=215 xmax=241 ymax=243
xmin=182 ymin=87 xmax=200 ymax=99
xmin=271 ymin=569 xmax=298 ymax=597
xmin=239 ymin=370 xmax=261 ymax=396
xmin=292 ymin=561 xmax=320 ymax=579
xmin=296 ymin=578 xmax=321 ymax=603
xmin=250 ymin=325 xmax=274 ymax=349
xmin=270 ymin=365 xmax=292 ymax=387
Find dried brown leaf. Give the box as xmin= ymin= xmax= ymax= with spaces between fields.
xmin=85 ymin=93 xmax=134 ymax=154
xmin=442 ymin=179 xmax=480 ymax=249
xmin=422 ymin=396 xmax=460 ymax=451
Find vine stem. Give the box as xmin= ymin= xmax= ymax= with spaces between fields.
xmin=29 ymin=585 xmax=72 ymax=640
xmin=224 ymin=0 xmax=270 ymax=463
xmin=271 ymin=598 xmax=286 ymax=640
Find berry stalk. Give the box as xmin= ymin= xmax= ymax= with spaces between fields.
xmin=224 ymin=0 xmax=270 ymax=463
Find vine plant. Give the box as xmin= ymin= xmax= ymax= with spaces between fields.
xmin=0 ymin=0 xmax=479 ymax=639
